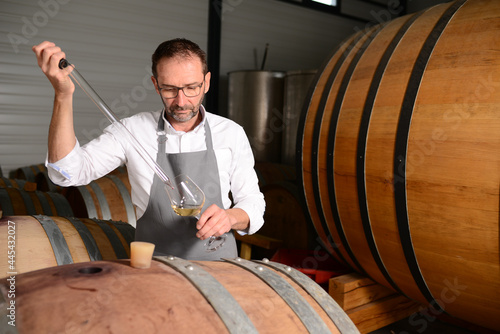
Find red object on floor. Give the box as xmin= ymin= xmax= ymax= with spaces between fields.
xmin=270 ymin=249 xmax=351 ymax=290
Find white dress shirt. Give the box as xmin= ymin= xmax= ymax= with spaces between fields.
xmin=47 ymin=106 xmax=265 ymax=234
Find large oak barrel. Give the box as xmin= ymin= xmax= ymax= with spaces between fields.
xmin=0 ymin=215 xmax=135 ymax=276
xmin=0 ymin=258 xmax=359 ymax=333
xmin=0 ymin=188 xmax=73 ymax=216
xmin=297 ymin=0 xmax=499 ymax=331
xmin=63 ymin=172 xmax=136 ymax=225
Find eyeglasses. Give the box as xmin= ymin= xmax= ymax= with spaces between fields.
xmin=158 ymin=82 xmax=204 ymax=99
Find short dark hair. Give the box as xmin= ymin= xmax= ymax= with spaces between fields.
xmin=151 ymin=38 xmax=208 ymax=78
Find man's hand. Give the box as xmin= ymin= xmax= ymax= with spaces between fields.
xmin=32 ymin=41 xmax=77 ymax=163
xmin=32 ymin=41 xmax=75 ymax=96
xmin=196 ymin=205 xmax=249 ymax=240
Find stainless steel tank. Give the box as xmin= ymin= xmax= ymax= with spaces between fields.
xmin=227 ymin=71 xmax=285 ymax=163
xmin=282 ymin=70 xmax=317 ymax=165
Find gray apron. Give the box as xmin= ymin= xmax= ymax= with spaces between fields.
xmin=135 ymin=112 xmax=238 ymax=260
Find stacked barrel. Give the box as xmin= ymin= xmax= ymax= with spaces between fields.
xmin=297 ymin=0 xmax=499 ymax=331
xmin=0 ymin=163 xmax=135 ymax=276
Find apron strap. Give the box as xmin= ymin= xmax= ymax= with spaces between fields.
xmin=157 ymin=111 xmax=167 ymax=154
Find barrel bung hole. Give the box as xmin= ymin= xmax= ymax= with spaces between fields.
xmin=78 ymin=267 xmax=103 ymax=274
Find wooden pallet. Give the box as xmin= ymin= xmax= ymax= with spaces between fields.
xmin=234 ymin=233 xmax=283 ymax=260
xmin=329 ymin=272 xmax=421 ymax=333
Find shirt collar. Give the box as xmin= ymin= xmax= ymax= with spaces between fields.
xmin=162 ymin=105 xmax=206 ymax=135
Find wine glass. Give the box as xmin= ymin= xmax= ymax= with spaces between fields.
xmin=164 ymin=174 xmax=225 ymax=252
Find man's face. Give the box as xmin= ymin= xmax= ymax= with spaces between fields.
xmin=152 ymin=55 xmax=210 ymax=125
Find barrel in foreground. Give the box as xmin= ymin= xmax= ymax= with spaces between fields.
xmin=0 ymin=258 xmax=360 ymax=334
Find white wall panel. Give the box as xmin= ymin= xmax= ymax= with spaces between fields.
xmin=0 ymin=0 xmax=208 ymax=175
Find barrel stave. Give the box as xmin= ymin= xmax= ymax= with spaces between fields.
xmin=198 ymin=261 xmax=310 ymax=333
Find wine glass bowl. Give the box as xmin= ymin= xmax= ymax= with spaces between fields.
xmin=164 ymin=174 xmax=225 ymax=252
xmin=165 ymin=174 xmax=205 ymax=217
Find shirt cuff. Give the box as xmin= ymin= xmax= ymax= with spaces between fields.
xmin=46 ymin=162 xmax=71 ymax=180
xmin=233 ymin=202 xmax=265 ymax=236
xmin=45 ymin=140 xmax=80 ymax=183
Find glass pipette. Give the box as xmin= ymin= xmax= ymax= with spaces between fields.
xmin=58 ymin=58 xmax=174 ymax=189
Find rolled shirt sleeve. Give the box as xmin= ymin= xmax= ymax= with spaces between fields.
xmin=45 ymin=140 xmax=80 ymax=185
xmin=45 ymin=122 xmax=127 ymax=187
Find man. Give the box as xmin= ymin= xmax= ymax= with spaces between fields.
xmin=32 ymin=39 xmax=265 ymax=260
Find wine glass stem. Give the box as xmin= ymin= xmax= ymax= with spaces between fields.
xmin=196 ymin=215 xmax=215 ymax=243
xmin=196 ymin=214 xmax=225 ymax=251
xmin=207 ymin=236 xmax=216 ymax=245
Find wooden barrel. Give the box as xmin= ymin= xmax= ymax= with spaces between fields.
xmin=0 ymin=215 xmax=135 ymax=276
xmin=0 ymin=188 xmax=74 ymax=216
xmin=0 ymin=177 xmax=36 ymax=191
xmin=259 ymin=181 xmax=313 ymax=250
xmin=35 ymin=170 xmax=61 ymax=192
xmin=8 ymin=163 xmax=61 ymax=192
xmin=63 ymin=172 xmax=136 ymax=225
xmin=297 ymin=0 xmax=500 ymax=331
xmin=0 ymin=258 xmax=359 ymax=333
xmin=108 ymin=165 xmax=128 ymax=175
xmin=9 ymin=163 xmax=46 ymax=182
xmin=254 ymin=161 xmax=296 ymax=187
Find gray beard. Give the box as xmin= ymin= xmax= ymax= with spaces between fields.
xmin=162 ymin=91 xmax=205 ymax=123
xmin=167 ymin=108 xmax=198 ymax=122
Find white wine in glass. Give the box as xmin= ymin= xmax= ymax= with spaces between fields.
xmin=171 ymin=204 xmax=203 ymax=217
xmin=165 ymin=174 xmax=225 ymax=252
